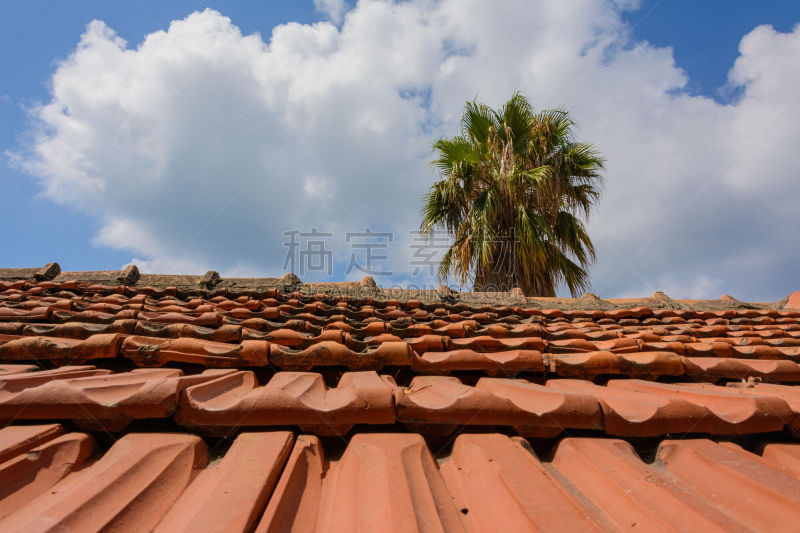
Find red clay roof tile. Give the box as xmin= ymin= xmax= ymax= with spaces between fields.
xmin=607 ymin=379 xmax=793 ymax=433
xmin=0 ymin=333 xmax=121 ymax=363
xmin=176 ymin=371 xmax=396 ymax=432
xmin=0 ymin=368 xmax=234 ymax=429
xmin=268 ymin=340 xmax=412 ymax=370
xmin=2 ymin=272 xmax=800 ymax=527
xmin=0 ymin=364 xmax=38 ymax=375
xmin=256 ymin=433 xmax=466 ymax=533
xmin=551 ymin=438 xmax=746 ymax=531
xmin=546 ymin=379 xmax=712 ymax=436
xmin=411 ymin=348 xmax=544 ymax=375
xmin=440 ymin=433 xmax=604 ymax=532
xmin=655 ymin=439 xmax=800 ymax=529
xmin=396 ymin=376 xmax=601 ymax=434
xmin=450 ymin=335 xmax=546 ymax=352
xmin=0 ymin=433 xmax=206 ymax=532
xmin=0 ymin=423 xmax=64 ymax=464
xmin=682 ymin=356 xmax=800 ymax=382
xmin=133 ymin=321 xmax=242 ymax=342
xmin=137 ymin=311 xmax=223 ymax=327
xmin=0 ymin=432 xmax=94 ymax=522
xmin=121 ymin=336 xmax=267 ymax=367
xmin=549 ymin=350 xmax=684 ymax=378
xmin=725 ymin=381 xmax=800 ymax=426
xmin=154 ymin=431 xmax=294 ymax=533
xmin=0 ymin=306 xmax=51 ymax=322
xmin=761 ymin=443 xmax=800 ymax=476
xmin=0 ymin=365 xmax=111 ymax=387
xmin=22 ymin=319 xmax=136 ymax=339
xmin=254 ymin=434 xmax=325 ymax=532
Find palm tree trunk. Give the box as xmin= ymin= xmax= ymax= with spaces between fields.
xmin=474 ymin=260 xmax=557 ymax=296
xmin=473 ymin=252 xmax=517 ymax=293
xmin=521 ymin=275 xmax=557 ymax=297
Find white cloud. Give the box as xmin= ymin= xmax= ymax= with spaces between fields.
xmin=302 ymin=175 xmax=330 ymax=198
xmin=313 ymin=0 xmax=348 ymax=24
xmin=11 ymin=4 xmax=800 ymax=300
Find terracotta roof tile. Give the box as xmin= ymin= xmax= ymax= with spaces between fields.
xmin=22 ymin=320 xmax=136 ymax=339
xmin=0 ymin=333 xmax=122 ymax=363
xmin=0 ymin=423 xmax=65 ymax=464
xmin=256 ymin=433 xmax=465 ymax=532
xmin=154 ymin=431 xmax=294 ymax=533
xmin=0 ymin=431 xmax=95 ymax=522
xmin=0 ymin=306 xmax=51 ymax=322
xmin=682 ymin=356 xmax=800 ymax=382
xmin=761 ymin=443 xmax=800 ymax=476
xmin=395 ymin=376 xmax=601 ymax=435
xmin=268 ymin=340 xmax=413 ymax=370
xmin=725 ymin=381 xmax=800 ymax=426
xmin=132 ymin=321 xmax=243 ymax=342
xmin=254 ymin=434 xmax=324 ymax=532
xmin=411 ymin=349 xmax=544 ymax=375
xmin=0 ymin=264 xmax=61 ymax=283
xmin=137 ymin=311 xmax=224 ymax=327
xmin=551 ymin=438 xmax=748 ymax=531
xmin=0 ymin=365 xmax=111 ymax=386
xmin=786 ymin=291 xmax=800 ymax=310
xmin=0 ymin=368 xmax=234 ymax=430
xmin=0 ymin=425 xmax=796 ymax=530
xmin=0 ymin=364 xmax=38 ymax=375
xmin=549 ymin=350 xmax=684 ymax=378
xmin=607 ymin=379 xmax=793 ymax=433
xmin=546 ymin=379 xmax=713 ymax=436
xmin=176 ymin=371 xmax=396 ymax=433
xmin=121 ymin=336 xmax=267 ymax=367
xmin=2 ymin=269 xmax=800 ymax=527
xmin=0 ymin=432 xmax=206 ymax=532
xmin=440 ymin=433 xmax=605 ymax=531
xmin=655 ymin=439 xmax=800 ymax=529
xmin=450 ymin=335 xmax=546 ymax=351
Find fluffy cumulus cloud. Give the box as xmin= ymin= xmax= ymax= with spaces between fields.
xmin=12 ymin=1 xmax=800 ymax=299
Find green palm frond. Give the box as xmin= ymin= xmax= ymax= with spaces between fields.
xmin=431 ymin=136 xmax=478 ymax=176
xmin=461 ymin=100 xmax=496 ymax=147
xmin=496 ymin=92 xmax=533 ymax=150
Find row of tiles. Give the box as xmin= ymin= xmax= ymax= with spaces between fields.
xmin=3 ymin=331 xmax=800 ymax=380
xmin=5 ymin=292 xmax=800 ymax=358
xmin=3 ymin=293 xmax=799 ymax=326
xmin=6 ymin=315 xmax=800 ymax=346
xmin=0 ymin=425 xmax=799 ymax=532
xmin=5 ymin=315 xmax=800 ymax=376
xmin=1 ymin=280 xmax=797 ymax=321
xmin=11 ymin=323 xmax=800 ymax=352
xmin=1 ymin=365 xmax=799 ymax=436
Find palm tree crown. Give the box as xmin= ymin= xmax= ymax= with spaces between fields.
xmin=420 ymin=92 xmax=605 ymax=297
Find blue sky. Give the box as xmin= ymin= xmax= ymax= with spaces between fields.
xmin=2 ymin=1 xmax=800 ymax=300
xmin=623 ymin=1 xmax=800 ymax=97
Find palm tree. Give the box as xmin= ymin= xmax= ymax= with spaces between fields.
xmin=420 ymin=93 xmax=604 ymax=297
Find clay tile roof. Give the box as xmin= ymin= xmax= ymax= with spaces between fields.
xmin=0 ymin=262 xmax=799 ymax=530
